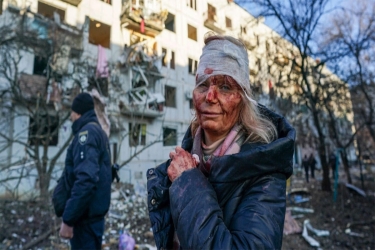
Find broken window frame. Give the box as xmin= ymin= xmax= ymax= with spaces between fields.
xmin=129 ymin=123 xmax=146 ymax=147
xmin=226 ymin=17 xmax=232 ymax=28
xmin=89 ymin=18 xmax=111 ymax=49
xmin=187 ymin=24 xmax=197 ymax=41
xmin=28 ymin=114 xmax=59 ymax=146
xmin=164 ymin=85 xmax=176 ymax=108
xmin=165 ymin=12 xmax=175 ymax=32
xmin=33 ymin=55 xmax=48 ymax=76
xmin=207 ymin=4 xmax=217 ymax=22
xmin=188 ymin=58 xmax=198 ymax=75
xmin=163 ymin=127 xmax=177 ymax=146
xmin=37 ymin=1 xmax=66 ymax=22
xmin=187 ymin=0 xmax=197 ymax=10
xmin=161 ymin=48 xmax=175 ymax=69
xmin=170 ymin=51 xmax=175 ymax=69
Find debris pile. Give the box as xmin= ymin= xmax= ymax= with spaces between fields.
xmin=1 ymin=170 xmax=374 ymax=250
xmin=0 ymin=182 xmax=156 ymax=250
xmin=282 ymin=173 xmax=375 ymax=250
xmin=102 ymin=182 xmax=155 ymax=249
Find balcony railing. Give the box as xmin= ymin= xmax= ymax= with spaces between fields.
xmin=19 ymin=73 xmax=48 ymax=100
xmin=120 ymin=87 xmax=165 ymax=118
xmin=3 ymin=7 xmax=83 ymax=56
xmin=115 ymin=38 xmax=165 ymax=118
xmin=203 ymin=12 xmax=225 ymax=34
xmin=120 ymin=0 xmax=167 ymax=37
xmin=60 ymin=0 xmax=82 ymax=6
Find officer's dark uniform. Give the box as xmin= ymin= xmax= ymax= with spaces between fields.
xmin=53 ymin=108 xmax=111 ymax=250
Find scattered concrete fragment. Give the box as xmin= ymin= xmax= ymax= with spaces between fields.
xmin=345 ymin=183 xmax=366 ymax=197
xmin=345 ymin=228 xmax=364 ymax=238
xmin=289 ymin=207 xmax=314 ymax=213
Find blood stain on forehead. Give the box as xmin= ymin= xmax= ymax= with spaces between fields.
xmin=204 ymin=68 xmax=213 ymax=74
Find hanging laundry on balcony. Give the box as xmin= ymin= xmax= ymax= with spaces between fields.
xmin=96 ymin=45 xmax=109 ymax=78
xmin=140 ymin=16 xmax=145 ymax=33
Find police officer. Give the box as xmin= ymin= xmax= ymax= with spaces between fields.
xmin=53 ymin=92 xmax=111 ymax=250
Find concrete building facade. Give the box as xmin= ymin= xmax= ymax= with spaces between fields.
xmin=0 ymin=0 xmax=355 ymax=197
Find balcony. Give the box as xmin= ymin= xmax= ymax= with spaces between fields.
xmin=117 ymin=41 xmax=165 ymax=119
xmin=203 ymin=14 xmax=225 ymax=34
xmin=120 ymin=0 xmax=167 ymax=37
xmin=3 ymin=6 xmax=83 ymax=56
xmin=239 ymin=35 xmax=257 ymax=51
xmin=120 ymin=87 xmax=165 ymax=118
xmin=19 ymin=73 xmax=48 ymax=100
xmin=60 ymin=0 xmax=82 ymax=6
xmin=203 ymin=4 xmax=225 ymax=34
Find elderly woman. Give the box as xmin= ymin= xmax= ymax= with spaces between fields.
xmin=147 ymin=34 xmax=295 ymax=249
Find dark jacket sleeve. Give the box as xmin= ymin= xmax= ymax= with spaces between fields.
xmin=169 ymin=169 xmax=287 ymax=250
xmin=62 ymin=126 xmax=101 ymax=226
xmin=52 ymin=172 xmax=70 ymax=217
xmin=147 ymin=161 xmax=175 ymax=249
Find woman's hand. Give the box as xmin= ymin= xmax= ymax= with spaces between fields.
xmin=168 ymin=146 xmax=199 ymax=182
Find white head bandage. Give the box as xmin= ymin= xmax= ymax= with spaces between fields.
xmin=196 ymin=39 xmax=255 ymax=103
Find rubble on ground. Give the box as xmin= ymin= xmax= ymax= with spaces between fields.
xmin=0 ymin=169 xmax=374 ymax=250
xmin=0 ymin=182 xmax=155 ymax=250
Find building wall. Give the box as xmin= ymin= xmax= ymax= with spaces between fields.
xmin=0 ymin=0 xmax=356 ymax=197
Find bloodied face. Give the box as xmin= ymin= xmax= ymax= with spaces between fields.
xmin=193 ymin=75 xmax=243 ymax=140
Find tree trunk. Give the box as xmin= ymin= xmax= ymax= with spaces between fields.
xmin=38 ymin=172 xmax=51 ymax=202
xmin=319 ymin=142 xmax=331 ymax=191
xmin=340 ymin=150 xmax=352 ymax=184
xmin=310 ymin=103 xmax=331 ymax=192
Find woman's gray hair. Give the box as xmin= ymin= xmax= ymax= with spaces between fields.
xmin=191 ymin=32 xmax=277 ymax=144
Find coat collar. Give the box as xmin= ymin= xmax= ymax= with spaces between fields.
xmin=71 ymin=109 xmax=99 ymax=135
xmin=181 ymin=105 xmax=295 ymax=182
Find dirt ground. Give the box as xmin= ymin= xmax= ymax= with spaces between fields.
xmin=0 ymin=167 xmax=374 ymax=250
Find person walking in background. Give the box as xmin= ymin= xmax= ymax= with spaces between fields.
xmin=302 ymin=154 xmax=310 ymax=183
xmin=329 ymin=152 xmax=337 ymax=179
xmin=52 ymin=93 xmax=112 ymax=250
xmin=309 ymin=153 xmax=316 ymax=179
xmin=147 ymin=33 xmax=295 ymax=249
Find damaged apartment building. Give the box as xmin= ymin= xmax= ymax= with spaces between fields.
xmin=0 ymin=0 xmax=207 ymax=195
xmin=0 ymin=0 xmax=354 ymax=197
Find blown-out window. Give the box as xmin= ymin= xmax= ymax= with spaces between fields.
xmin=188 ymin=58 xmax=198 ymax=75
xmin=162 ymin=48 xmax=175 ymax=69
xmin=164 ymin=85 xmax=176 ymax=108
xmin=89 ymin=18 xmax=111 ymax=48
xmin=129 ymin=123 xmax=146 ymax=147
xmin=37 ymin=1 xmax=65 ymax=22
xmin=29 ymin=114 xmax=59 ymax=146
xmin=226 ymin=17 xmax=232 ymax=28
xmin=163 ymin=127 xmax=177 ymax=146
xmin=187 ymin=24 xmax=197 ymax=41
xmin=165 ymin=13 xmax=175 ymax=32
xmin=187 ymin=0 xmax=197 ymax=10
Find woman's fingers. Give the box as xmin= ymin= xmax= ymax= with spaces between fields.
xmin=168 ymin=147 xmax=197 ymax=182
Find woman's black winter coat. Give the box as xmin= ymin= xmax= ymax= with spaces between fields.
xmin=147 ymin=107 xmax=295 ymax=249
